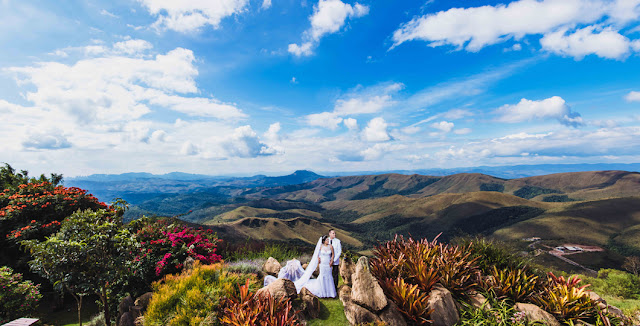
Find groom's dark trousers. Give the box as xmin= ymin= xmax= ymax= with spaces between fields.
xmin=332 ymin=263 xmax=339 ymax=289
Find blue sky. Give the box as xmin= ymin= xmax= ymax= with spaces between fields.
xmin=1 ymin=0 xmax=640 ymax=177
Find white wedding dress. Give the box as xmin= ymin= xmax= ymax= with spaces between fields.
xmin=300 ymin=245 xmax=336 ymax=298
xmin=263 ymin=237 xmax=336 ymax=298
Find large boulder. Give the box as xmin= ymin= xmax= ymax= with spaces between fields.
xmin=351 ymin=256 xmax=388 ymax=311
xmin=340 ymin=285 xmax=382 ymax=325
xmin=299 ymin=288 xmax=321 ymax=319
xmin=340 ymin=258 xmax=356 ymax=286
xmin=514 ymin=302 xmax=561 ymax=326
xmin=256 ymin=278 xmax=297 ymax=301
xmin=263 ymin=257 xmax=282 ymax=276
xmin=379 ymin=300 xmax=408 ymax=326
xmin=183 ymin=256 xmax=196 ymax=272
xmin=134 ymin=292 xmax=153 ymax=313
xmin=118 ymin=311 xmax=135 ymax=326
xmin=117 ymin=295 xmax=134 ymax=324
xmin=586 ymin=291 xmax=607 ymax=309
xmin=427 ymin=284 xmax=459 ymax=326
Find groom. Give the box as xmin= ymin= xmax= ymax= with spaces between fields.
xmin=329 ymin=229 xmax=341 ymax=289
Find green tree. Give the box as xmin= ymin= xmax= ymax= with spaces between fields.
xmin=24 ymin=208 xmax=136 ymax=326
xmin=0 ymin=266 xmax=42 ymax=324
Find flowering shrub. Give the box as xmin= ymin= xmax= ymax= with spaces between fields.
xmin=127 ymin=218 xmax=222 ymax=291
xmin=0 ymin=266 xmax=42 ymax=324
xmin=1 ymin=181 xmax=107 ymax=242
xmin=145 ymin=262 xmax=257 ymax=326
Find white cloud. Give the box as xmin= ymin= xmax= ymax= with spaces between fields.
xmin=289 ymin=0 xmax=369 ymax=56
xmin=495 ymin=96 xmax=583 ymax=127
xmin=431 ymin=121 xmax=454 ymax=133
xmin=180 ymin=141 xmax=199 ymax=155
xmin=264 ymin=122 xmax=281 ymax=143
xmin=391 ymin=0 xmax=640 ymax=57
xmin=343 ymin=118 xmax=358 ymax=130
xmin=305 ymin=82 xmax=400 ymax=129
xmin=138 ymin=0 xmax=249 ymax=33
xmin=7 ymin=45 xmax=245 ymax=123
xmin=540 ymin=26 xmax=636 ymax=60
xmin=362 ymin=117 xmax=391 ymax=142
xmin=22 ymin=129 xmax=71 ymax=150
xmin=221 ymin=125 xmax=280 ymax=158
xmin=306 ymin=112 xmax=343 ymax=130
xmin=454 ymin=128 xmax=473 ymax=135
xmin=113 ymin=39 xmax=153 ymax=55
xmin=625 ymin=91 xmax=640 ymax=102
xmin=360 ymin=143 xmax=407 ymax=160
xmin=100 ymin=9 xmax=118 ymax=18
xmin=150 ymin=130 xmax=167 ymax=142
xmin=262 ymin=0 xmax=272 ymax=10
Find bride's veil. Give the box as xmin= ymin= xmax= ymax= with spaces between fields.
xmin=294 ymin=236 xmax=322 ymax=293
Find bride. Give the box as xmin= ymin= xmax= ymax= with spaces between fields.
xmin=295 ymin=235 xmax=336 ymax=298
xmin=264 ymin=235 xmax=336 ymax=298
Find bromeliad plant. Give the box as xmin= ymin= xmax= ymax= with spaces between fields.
xmin=221 ymin=279 xmax=302 ymax=326
xmin=379 ymin=277 xmax=433 ymax=326
xmin=482 ymin=266 xmax=539 ymax=302
xmin=533 ymin=273 xmax=597 ymax=323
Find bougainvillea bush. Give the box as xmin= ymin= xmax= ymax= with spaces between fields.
xmin=0 ymin=266 xmax=42 ymax=324
xmin=127 ymin=217 xmax=223 ymax=293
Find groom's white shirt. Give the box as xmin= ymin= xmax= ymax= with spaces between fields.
xmin=330 ymin=238 xmax=341 ymax=265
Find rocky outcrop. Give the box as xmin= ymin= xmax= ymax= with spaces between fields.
xmin=134 ymin=292 xmax=153 ymax=313
xmin=299 ymin=288 xmax=321 ymax=319
xmin=263 ymin=257 xmax=282 ymax=276
xmin=351 ymin=256 xmax=388 ymax=311
xmin=117 ymin=292 xmax=154 ymax=326
xmin=118 ymin=312 xmax=135 ymax=326
xmin=339 ymin=257 xmax=407 ymax=326
xmin=256 ymin=278 xmax=297 ymax=301
xmin=183 ymin=256 xmax=196 ymax=272
xmin=340 ymin=258 xmax=356 ymax=286
xmin=514 ymin=302 xmax=561 ymax=326
xmin=427 ymin=284 xmax=459 ymax=326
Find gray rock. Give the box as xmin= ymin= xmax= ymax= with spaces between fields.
xmin=514 ymin=302 xmax=561 ymax=326
xmin=118 ymin=311 xmax=135 ymax=326
xmin=379 ymin=300 xmax=408 ymax=326
xmin=263 ymin=257 xmax=282 ymax=276
xmin=340 ymin=258 xmax=356 ymax=286
xmin=606 ymin=305 xmax=625 ymax=319
xmin=427 ymin=284 xmax=460 ymax=326
xmin=117 ymin=295 xmax=134 ymax=324
xmin=468 ymin=292 xmax=491 ymax=311
xmin=183 ymin=256 xmax=196 ymax=272
xmin=351 ymin=256 xmax=388 ymax=312
xmin=134 ymin=292 xmax=153 ymax=312
xmin=256 ymin=278 xmax=297 ymax=301
xmin=299 ymin=287 xmax=321 ymax=319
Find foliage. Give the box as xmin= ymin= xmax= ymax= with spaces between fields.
xmin=379 ymin=277 xmax=432 ymax=325
xmin=581 ymin=269 xmax=640 ymax=300
xmin=23 ymin=208 xmax=135 ymax=326
xmin=225 ymin=259 xmax=263 ymax=275
xmin=126 ymin=217 xmax=222 ymax=293
xmin=454 ymin=206 xmax=545 ymax=236
xmin=458 ymin=299 xmax=544 ymax=326
xmin=482 ymin=266 xmax=539 ymax=302
xmin=0 ymin=266 xmax=42 ymax=324
xmin=622 ymin=256 xmax=640 ymax=276
xmin=542 ymin=195 xmax=576 ymax=202
xmin=513 ymin=185 xmax=561 ymax=200
xmin=480 ymin=183 xmax=505 ymax=192
xmin=435 ymin=243 xmax=481 ymax=297
xmin=533 ymin=273 xmax=597 ymax=322
xmin=221 ymin=279 xmax=302 ymax=326
xmin=145 ymin=262 xmax=257 ymax=326
xmin=452 ymin=236 xmax=535 ymax=275
xmin=217 ymin=238 xmax=302 ymax=262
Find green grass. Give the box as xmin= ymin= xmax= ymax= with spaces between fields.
xmin=307 ymin=298 xmax=350 ymax=326
xmin=35 ymin=298 xmax=100 ymax=326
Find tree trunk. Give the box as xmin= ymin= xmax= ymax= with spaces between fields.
xmin=67 ymin=287 xmax=83 ymax=326
xmin=101 ymin=285 xmax=111 ymax=326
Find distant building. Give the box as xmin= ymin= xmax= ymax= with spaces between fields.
xmin=524 ymin=237 xmax=541 ymax=242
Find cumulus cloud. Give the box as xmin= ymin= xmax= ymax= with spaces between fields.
xmin=180 ymin=141 xmax=199 ymax=155
xmin=360 ymin=143 xmax=407 ymax=160
xmin=625 ymin=91 xmax=640 ymax=102
xmin=113 ymin=39 xmax=153 ymax=55
xmin=6 ymin=44 xmax=245 ymax=123
xmin=262 ymin=0 xmax=272 ymax=10
xmin=391 ymin=0 xmax=640 ymax=59
xmin=343 ymin=118 xmax=358 ymax=130
xmin=289 ymin=0 xmax=369 ymax=56
xmin=138 ymin=0 xmax=249 ymax=33
xmin=495 ymin=96 xmax=583 ymax=127
xmin=305 ymin=82 xmax=400 ymax=129
xmin=362 ymin=117 xmax=391 ymax=142
xmin=540 ymin=26 xmax=636 ymax=60
xmin=22 ymin=129 xmax=72 ymax=150
xmin=431 ymin=121 xmax=454 ymax=133
xmin=221 ymin=125 xmax=280 ymax=158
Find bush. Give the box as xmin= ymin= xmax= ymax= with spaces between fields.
xmin=0 ymin=266 xmax=41 ymax=324
xmin=144 ymin=262 xmax=257 ymax=326
xmin=221 ymin=279 xmax=302 ymax=326
xmin=217 ymin=239 xmax=303 ymax=262
xmin=225 ymin=259 xmax=263 ymax=275
xmin=481 ymin=266 xmax=539 ymax=302
xmin=452 ymin=236 xmax=535 ymax=275
xmin=458 ymin=299 xmax=543 ymax=326
xmin=533 ymin=273 xmax=597 ymax=323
